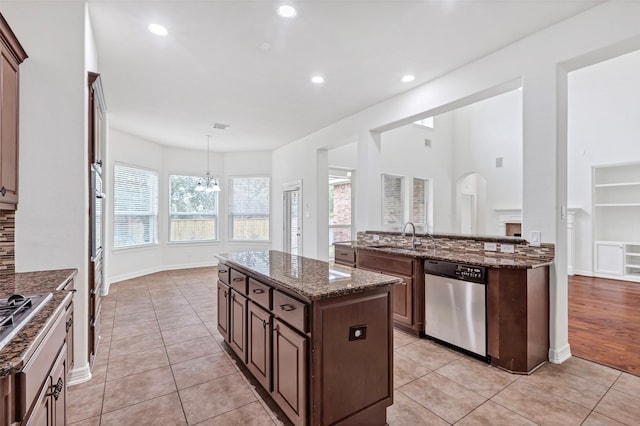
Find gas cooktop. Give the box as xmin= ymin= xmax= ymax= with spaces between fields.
xmin=0 ymin=293 xmax=52 ymax=351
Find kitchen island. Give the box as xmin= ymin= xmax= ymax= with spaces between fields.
xmin=216 ymin=250 xmax=402 ymax=426
xmin=0 ymin=269 xmax=77 ymax=425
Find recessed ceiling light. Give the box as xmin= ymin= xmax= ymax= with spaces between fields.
xmin=311 ymin=75 xmax=325 ymax=84
xmin=148 ymin=23 xmax=168 ymax=36
xmin=401 ymin=75 xmax=415 ymax=83
xmin=278 ymin=5 xmax=297 ymax=18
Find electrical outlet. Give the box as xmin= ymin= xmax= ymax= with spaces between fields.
xmin=373 ymin=234 xmax=380 ymax=241
xmin=530 ymin=231 xmax=541 ymax=247
xmin=484 ymin=242 xmax=497 ymax=251
xmin=500 ymin=244 xmax=515 ymax=254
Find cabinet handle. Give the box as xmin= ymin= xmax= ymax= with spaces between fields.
xmin=223 ymin=290 xmax=228 ymax=297
xmin=48 ymin=377 xmax=64 ymax=400
xmin=252 ymin=288 xmax=264 ymax=294
xmin=339 ymin=252 xmax=349 ymax=256
xmin=280 ymin=304 xmax=295 ymax=312
xmin=219 ymin=269 xmax=228 ymax=274
xmin=232 ymin=277 xmax=244 ymax=282
xmin=66 ymin=318 xmax=73 ymax=332
xmin=0 ymin=186 xmax=5 ymax=196
xmin=262 ymin=319 xmax=269 ymax=328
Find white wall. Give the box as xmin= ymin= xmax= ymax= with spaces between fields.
xmin=568 ymin=49 xmax=640 ymax=275
xmin=107 ymin=129 xmax=272 ymax=284
xmin=380 ymin=116 xmax=454 ymax=233
xmin=272 ymin=1 xmax=640 ymax=363
xmin=1 ymin=1 xmax=92 ymax=382
xmin=451 ymin=89 xmax=523 ymax=235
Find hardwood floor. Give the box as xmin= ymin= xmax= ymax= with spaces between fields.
xmin=569 ymin=274 xmax=640 ymax=375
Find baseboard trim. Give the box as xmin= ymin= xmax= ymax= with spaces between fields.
xmin=548 ymin=344 xmax=572 ymax=364
xmin=107 ymin=261 xmax=219 ymax=290
xmin=572 ymin=269 xmax=593 ymax=277
xmin=68 ymin=364 xmax=92 ymax=386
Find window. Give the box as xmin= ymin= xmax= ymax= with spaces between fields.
xmin=413 ymin=117 xmax=434 ymax=128
xmin=169 ymin=175 xmax=218 ymax=241
xmin=113 ymin=164 xmax=158 ymax=248
xmin=412 ymin=178 xmax=429 ymax=232
xmin=381 ymin=174 xmax=404 ymax=228
xmin=329 ymin=170 xmax=353 ymax=259
xmin=229 ymin=176 xmax=270 ymax=240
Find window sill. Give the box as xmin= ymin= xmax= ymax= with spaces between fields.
xmin=112 ymin=242 xmax=160 ymax=252
xmin=167 ymin=240 xmax=221 ymax=246
xmin=227 ymin=240 xmax=272 ymax=244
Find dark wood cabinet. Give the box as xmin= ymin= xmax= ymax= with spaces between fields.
xmin=217 ymin=281 xmax=230 ymax=342
xmin=334 ymin=245 xmax=356 ymax=267
xmin=247 ymin=302 xmax=272 ymax=391
xmin=357 ymin=250 xmax=424 ymax=335
xmin=273 ymin=318 xmax=307 ymax=426
xmin=487 ymin=266 xmax=549 ymax=373
xmin=229 ymin=289 xmax=248 ymax=363
xmin=26 ymin=343 xmax=67 ymax=426
xmin=64 ymin=299 xmax=74 ymax=376
xmin=0 ymin=14 xmax=27 ymax=210
xmin=0 ymin=374 xmax=13 ymax=426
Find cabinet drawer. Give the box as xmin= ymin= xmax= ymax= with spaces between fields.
xmin=335 ymin=247 xmax=355 ymax=264
xmin=357 ymin=250 xmax=414 ymax=276
xmin=249 ymin=278 xmax=271 ymax=310
xmin=218 ymin=263 xmax=230 ymax=285
xmin=273 ymin=291 xmax=307 ymax=333
xmin=230 ymin=269 xmax=248 ymax=295
xmin=17 ymin=309 xmax=66 ymax=421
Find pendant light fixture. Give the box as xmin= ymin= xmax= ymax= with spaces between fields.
xmin=195 ymin=134 xmax=221 ymax=193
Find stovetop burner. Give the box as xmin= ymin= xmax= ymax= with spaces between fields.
xmin=0 ymin=292 xmax=52 ymax=351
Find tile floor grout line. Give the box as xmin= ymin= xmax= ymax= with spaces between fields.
xmin=394 ymin=385 xmax=454 ymax=425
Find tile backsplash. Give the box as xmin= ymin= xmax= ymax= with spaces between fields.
xmin=0 ymin=210 xmax=15 ymax=274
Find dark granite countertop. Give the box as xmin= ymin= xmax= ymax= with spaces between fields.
xmin=216 ymin=250 xmax=402 ymax=302
xmin=336 ymin=242 xmax=552 ymax=269
xmin=0 ymin=269 xmax=77 ymax=376
xmin=357 ymin=245 xmax=552 ymax=268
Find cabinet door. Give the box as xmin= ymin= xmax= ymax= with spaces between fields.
xmin=0 ymin=46 xmax=20 ymax=207
xmin=392 ymin=276 xmax=413 ymax=326
xmin=50 ymin=344 xmax=67 ymax=426
xmin=217 ymin=281 xmax=230 ymax=342
xmin=595 ymin=241 xmax=624 ymax=275
xmin=272 ymin=319 xmax=307 ymax=426
xmin=25 ymin=381 xmax=51 ymax=426
xmin=229 ymin=290 xmax=248 ymax=363
xmin=65 ymin=302 xmax=74 ymax=376
xmin=247 ymin=302 xmax=272 ymax=391
xmin=0 ymin=375 xmax=13 ymax=426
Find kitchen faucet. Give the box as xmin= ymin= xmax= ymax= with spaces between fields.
xmin=402 ymin=222 xmax=422 ymax=249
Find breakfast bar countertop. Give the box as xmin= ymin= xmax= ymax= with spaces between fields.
xmin=0 ymin=268 xmax=77 ymax=376
xmin=216 ymin=250 xmax=402 ymax=302
xmin=336 ymin=241 xmax=554 ymax=269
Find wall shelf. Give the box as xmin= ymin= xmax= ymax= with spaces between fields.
xmin=593 ymin=163 xmax=640 ymax=282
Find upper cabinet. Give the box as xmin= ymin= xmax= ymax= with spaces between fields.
xmin=0 ymin=14 xmax=27 ymax=210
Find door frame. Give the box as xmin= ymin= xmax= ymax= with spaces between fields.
xmin=283 ymin=180 xmax=303 ymax=256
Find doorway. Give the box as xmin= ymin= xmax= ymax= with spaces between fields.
xmin=283 ymin=181 xmax=302 ymax=256
xmin=456 ymin=173 xmax=486 ymax=235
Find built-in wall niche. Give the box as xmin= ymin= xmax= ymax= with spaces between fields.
xmin=593 ymin=162 xmax=640 ymax=281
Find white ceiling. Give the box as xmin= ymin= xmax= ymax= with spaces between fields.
xmin=88 ymin=0 xmax=601 ymax=152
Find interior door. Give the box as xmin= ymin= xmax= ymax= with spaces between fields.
xmin=283 ymin=182 xmax=302 ymax=256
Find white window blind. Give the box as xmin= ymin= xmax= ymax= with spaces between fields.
xmin=412 ymin=178 xmax=429 ymax=232
xmin=229 ymin=176 xmax=270 ymax=240
xmin=169 ymin=175 xmax=218 ymax=241
xmin=113 ymin=164 xmax=158 ymax=248
xmin=382 ymin=174 xmax=404 ymax=228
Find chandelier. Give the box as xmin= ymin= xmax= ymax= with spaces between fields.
xmin=195 ymin=134 xmax=220 ymax=193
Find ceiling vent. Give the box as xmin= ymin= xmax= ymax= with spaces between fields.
xmin=212 ymin=122 xmax=230 ymax=130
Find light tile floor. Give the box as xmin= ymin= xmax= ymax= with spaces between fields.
xmin=67 ymin=268 xmax=640 ymax=425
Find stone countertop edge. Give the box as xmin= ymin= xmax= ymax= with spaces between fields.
xmin=216 ymin=252 xmax=402 ymax=302
xmin=0 ymin=269 xmax=78 ymax=377
xmin=352 ymin=244 xmax=553 ymax=269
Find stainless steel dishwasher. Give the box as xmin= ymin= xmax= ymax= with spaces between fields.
xmin=424 ymin=259 xmax=487 ymax=359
